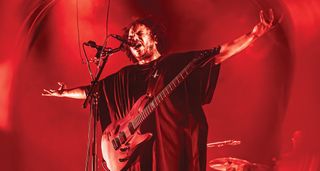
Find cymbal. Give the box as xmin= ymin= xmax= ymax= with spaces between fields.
xmin=209 ymin=157 xmax=250 ymax=171
xmin=207 ymin=140 xmax=241 ymax=148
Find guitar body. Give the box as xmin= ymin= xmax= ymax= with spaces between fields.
xmin=101 ymin=95 xmax=153 ymax=171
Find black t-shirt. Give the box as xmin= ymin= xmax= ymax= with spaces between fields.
xmin=95 ymin=47 xmax=220 ymax=171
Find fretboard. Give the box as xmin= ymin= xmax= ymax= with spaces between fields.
xmin=131 ymin=57 xmax=199 ymax=129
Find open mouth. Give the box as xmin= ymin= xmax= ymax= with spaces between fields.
xmin=128 ymin=40 xmax=142 ymax=49
xmin=134 ymin=43 xmax=142 ymax=49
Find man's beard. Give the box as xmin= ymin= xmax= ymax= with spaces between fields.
xmin=137 ymin=45 xmax=155 ymax=61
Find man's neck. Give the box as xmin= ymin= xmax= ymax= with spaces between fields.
xmin=138 ymin=51 xmax=161 ymax=65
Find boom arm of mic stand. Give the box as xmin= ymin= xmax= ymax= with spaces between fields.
xmin=83 ymin=46 xmax=123 ymax=109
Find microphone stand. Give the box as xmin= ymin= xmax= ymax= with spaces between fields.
xmin=83 ymin=45 xmax=123 ymax=171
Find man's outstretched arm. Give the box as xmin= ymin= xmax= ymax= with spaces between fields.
xmin=214 ymin=9 xmax=275 ymax=65
xmin=42 ymin=82 xmax=87 ymax=99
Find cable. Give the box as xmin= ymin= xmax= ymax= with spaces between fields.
xmin=84 ymin=104 xmax=93 ymax=171
xmin=95 ymin=0 xmax=111 ymax=65
xmin=105 ymin=0 xmax=111 ymax=37
xmin=76 ymin=0 xmax=86 ymax=64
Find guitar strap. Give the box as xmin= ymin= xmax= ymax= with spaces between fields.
xmin=146 ymin=61 xmax=160 ymax=99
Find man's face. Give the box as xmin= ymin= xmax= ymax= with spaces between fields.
xmin=128 ymin=24 xmax=158 ymax=62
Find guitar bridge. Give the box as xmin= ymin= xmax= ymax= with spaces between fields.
xmin=120 ymin=146 xmax=130 ymax=152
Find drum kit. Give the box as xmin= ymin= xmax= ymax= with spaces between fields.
xmin=207 ymin=140 xmax=270 ymax=171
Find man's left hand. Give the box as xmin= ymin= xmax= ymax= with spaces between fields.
xmin=252 ymin=9 xmax=275 ymax=37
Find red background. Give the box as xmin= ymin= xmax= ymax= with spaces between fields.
xmin=1 ymin=0 xmax=319 ymax=170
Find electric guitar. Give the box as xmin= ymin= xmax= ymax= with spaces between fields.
xmin=101 ymin=53 xmax=213 ymax=171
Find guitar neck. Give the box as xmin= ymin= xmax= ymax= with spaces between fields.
xmin=131 ymin=58 xmax=199 ymax=129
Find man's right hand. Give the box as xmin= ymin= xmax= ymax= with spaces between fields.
xmin=42 ymin=82 xmax=87 ymax=99
xmin=42 ymin=82 xmax=66 ymax=97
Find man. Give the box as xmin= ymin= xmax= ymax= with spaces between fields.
xmin=43 ymin=10 xmax=275 ymax=171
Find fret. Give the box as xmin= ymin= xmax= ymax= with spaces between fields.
xmin=176 ymin=79 xmax=180 ymax=86
xmin=183 ymin=73 xmax=187 ymax=80
xmin=162 ymin=93 xmax=166 ymax=100
xmin=158 ymin=93 xmax=163 ymax=101
xmin=161 ymin=91 xmax=166 ymax=97
xmin=172 ymin=81 xmax=177 ymax=87
xmin=137 ymin=116 xmax=141 ymax=125
xmin=160 ymin=92 xmax=164 ymax=99
xmin=142 ymin=113 xmax=147 ymax=120
xmin=144 ymin=107 xmax=148 ymax=115
xmin=140 ymin=113 xmax=144 ymax=122
xmin=138 ymin=116 xmax=142 ymax=125
xmin=162 ymin=91 xmax=167 ymax=98
xmin=161 ymin=89 xmax=166 ymax=96
xmin=165 ymin=88 xmax=169 ymax=95
xmin=163 ymin=91 xmax=168 ymax=98
xmin=177 ymin=76 xmax=180 ymax=83
xmin=154 ymin=98 xmax=159 ymax=106
xmin=177 ymin=79 xmax=181 ymax=86
xmin=177 ymin=76 xmax=181 ymax=82
xmin=185 ymin=69 xmax=190 ymax=75
xmin=146 ymin=106 xmax=151 ymax=114
xmin=168 ymin=85 xmax=173 ymax=93
xmin=180 ymin=73 xmax=185 ymax=79
xmin=185 ymin=69 xmax=189 ymax=74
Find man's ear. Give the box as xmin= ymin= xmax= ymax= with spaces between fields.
xmin=154 ymin=35 xmax=158 ymax=44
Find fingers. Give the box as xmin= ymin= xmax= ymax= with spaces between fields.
xmin=42 ymin=81 xmax=66 ymax=97
xmin=260 ymin=9 xmax=275 ymax=28
xmin=266 ymin=9 xmax=275 ymax=28
xmin=57 ymin=82 xmax=65 ymax=87
xmin=42 ymin=88 xmax=60 ymax=96
xmin=42 ymin=89 xmax=53 ymax=96
xmin=259 ymin=10 xmax=264 ymax=23
xmin=57 ymin=82 xmax=66 ymax=91
xmin=259 ymin=11 xmax=268 ymax=27
xmin=269 ymin=9 xmax=274 ymax=24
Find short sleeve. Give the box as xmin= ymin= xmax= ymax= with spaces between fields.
xmin=186 ymin=46 xmax=221 ymax=105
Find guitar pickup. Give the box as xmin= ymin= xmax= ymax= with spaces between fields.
xmin=112 ymin=138 xmax=121 ymax=150
xmin=119 ymin=132 xmax=127 ymax=144
xmin=128 ymin=122 xmax=135 ymax=134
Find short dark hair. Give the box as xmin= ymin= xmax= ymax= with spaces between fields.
xmin=122 ymin=17 xmax=168 ymax=63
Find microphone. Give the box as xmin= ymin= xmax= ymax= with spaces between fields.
xmin=110 ymin=34 xmax=137 ymax=47
xmin=83 ymin=41 xmax=114 ymax=59
xmin=83 ymin=41 xmax=105 ymax=51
